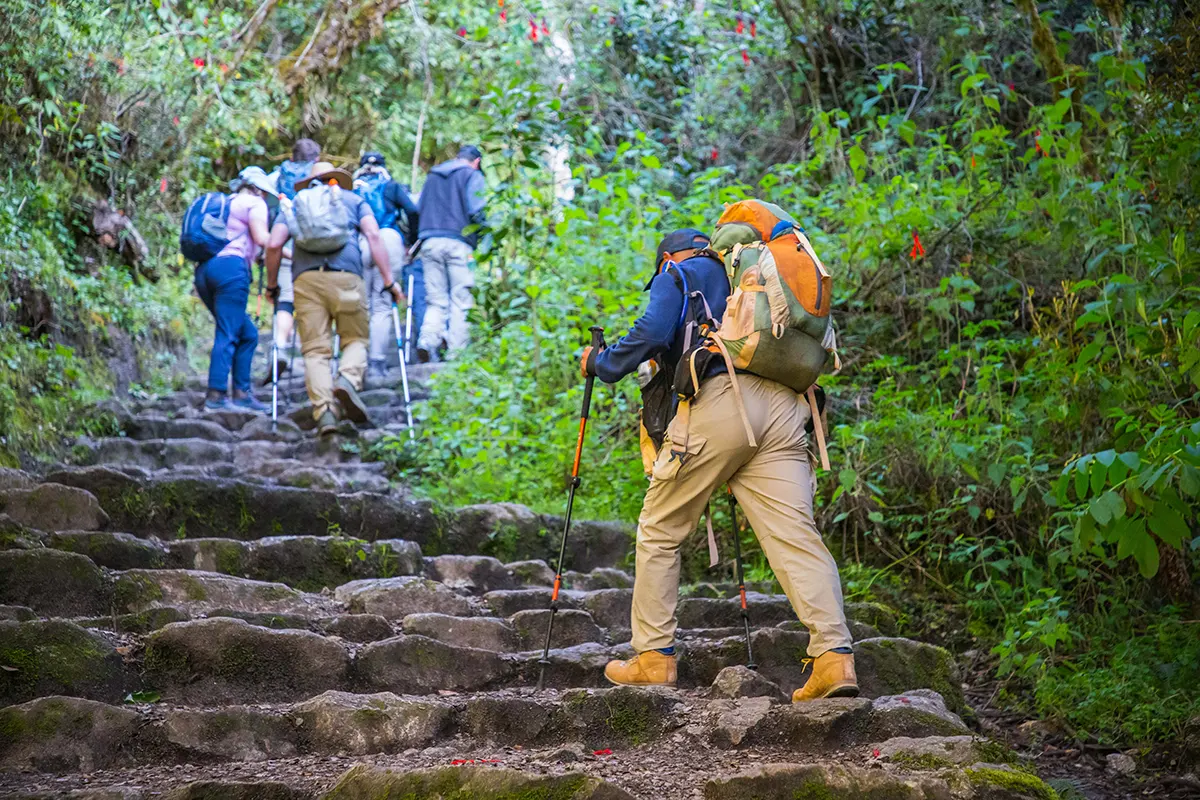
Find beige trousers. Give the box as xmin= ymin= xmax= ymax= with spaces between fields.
xmin=294 ymin=270 xmax=369 ymax=420
xmin=632 ymin=372 xmax=853 ymax=657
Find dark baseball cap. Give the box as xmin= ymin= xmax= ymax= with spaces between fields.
xmin=360 ymin=151 xmax=386 ymax=167
xmin=655 ymin=228 xmax=710 ymax=269
xmin=458 ymin=144 xmax=483 ymax=163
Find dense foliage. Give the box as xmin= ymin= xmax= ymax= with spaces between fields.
xmin=2 ymin=0 xmax=1197 ymax=750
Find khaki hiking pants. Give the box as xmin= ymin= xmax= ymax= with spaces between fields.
xmin=359 ymin=228 xmax=408 ymax=363
xmin=418 ymin=237 xmax=475 ymax=356
xmin=294 ymin=270 xmax=369 ymax=420
xmin=632 ymin=372 xmax=853 ymax=657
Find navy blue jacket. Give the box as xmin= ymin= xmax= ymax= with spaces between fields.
xmin=383 ymin=181 xmax=419 ymax=245
xmin=594 ymin=253 xmax=730 ymax=385
xmin=417 ymin=159 xmax=487 ymax=247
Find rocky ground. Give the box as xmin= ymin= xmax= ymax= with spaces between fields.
xmin=0 ymin=355 xmax=1174 ymax=799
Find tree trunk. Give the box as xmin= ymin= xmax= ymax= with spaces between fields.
xmin=1157 ymin=537 xmax=1199 ymax=617
xmin=280 ymin=0 xmax=409 ymax=95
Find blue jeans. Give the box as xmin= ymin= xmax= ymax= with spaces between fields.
xmin=195 ymin=255 xmax=258 ymax=393
xmin=403 ymin=258 xmax=426 ymax=343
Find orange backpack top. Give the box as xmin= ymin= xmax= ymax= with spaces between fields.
xmin=679 ymin=199 xmax=839 ymax=469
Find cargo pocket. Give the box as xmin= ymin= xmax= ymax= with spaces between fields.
xmin=651 ymin=432 xmax=707 ymax=482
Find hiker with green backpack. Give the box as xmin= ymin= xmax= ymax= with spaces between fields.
xmin=584 ymin=206 xmax=858 ymax=702
xmin=263 ymin=162 xmax=404 ymax=437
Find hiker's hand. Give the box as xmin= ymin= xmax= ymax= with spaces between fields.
xmin=386 ymin=282 xmax=406 ymax=306
xmin=266 ymin=285 xmax=281 ymax=304
xmin=580 ymin=345 xmax=600 ymax=378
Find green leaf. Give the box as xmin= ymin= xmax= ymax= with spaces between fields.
xmin=1088 ymin=490 xmax=1124 ymax=525
xmin=1117 ymin=521 xmax=1159 ymax=578
xmin=987 ymin=462 xmax=1006 ymax=486
xmin=1148 ymin=502 xmax=1189 ymax=548
xmin=640 ymin=155 xmax=661 ymax=169
xmin=848 ymin=145 xmax=867 ymax=176
xmin=1180 ymin=465 xmax=1200 ymax=498
xmin=1046 ymin=96 xmax=1072 ymax=123
xmin=1090 ymin=459 xmax=1108 ymax=495
xmin=838 ymin=468 xmax=858 ymax=492
xmin=587 ymin=177 xmax=608 ymax=193
xmin=897 ymin=119 xmax=916 ymax=146
xmin=983 ymin=95 xmax=1001 ymax=112
xmin=867 ymin=511 xmax=884 ymax=524
xmin=1118 ymin=451 xmax=1141 ymax=471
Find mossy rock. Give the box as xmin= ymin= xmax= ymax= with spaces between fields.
xmin=323 ymin=764 xmax=635 ymax=799
xmin=0 ymin=512 xmax=47 ymax=550
xmin=704 ymin=762 xmax=995 ymax=799
xmin=547 ymin=686 xmax=681 ymax=748
xmin=48 ymin=531 xmax=166 ymax=570
xmin=853 ymin=638 xmax=966 ymax=713
xmin=293 ymin=690 xmax=454 ymax=755
xmin=964 ymin=765 xmax=1060 ymax=800
xmin=143 ymin=617 xmax=350 ymax=703
xmin=355 ymin=634 xmax=513 ymax=694
xmin=112 ymin=569 xmax=314 ymax=616
xmin=845 ymin=602 xmax=900 ymax=637
xmin=0 ymin=620 xmax=125 ymax=704
xmin=162 ymin=781 xmax=307 ymax=800
xmin=0 ymin=549 xmax=111 ymax=616
xmin=163 ymin=706 xmax=300 ymax=762
xmin=77 ymin=606 xmax=190 ymax=634
xmin=0 ymin=483 xmax=109 ymax=532
xmin=0 ymin=695 xmax=140 ymax=772
xmin=875 ymin=736 xmax=1019 ymax=770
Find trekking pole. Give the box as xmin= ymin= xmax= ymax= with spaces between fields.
xmin=332 ymin=329 xmax=341 ymax=378
xmin=270 ymin=310 xmax=280 ymax=431
xmin=727 ymin=489 xmax=757 ymax=670
xmin=285 ymin=327 xmax=297 ymax=407
xmin=537 ymin=325 xmax=605 ymax=691
xmin=404 ymin=272 xmax=415 ymax=363
xmin=391 ymin=302 xmax=415 ymax=439
xmin=254 ymin=264 xmax=265 ymax=326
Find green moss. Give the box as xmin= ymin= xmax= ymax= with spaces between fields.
xmin=888 ymin=752 xmax=957 ymax=770
xmin=112 ymin=572 xmax=164 ymax=612
xmin=0 ymin=621 xmax=117 ymax=702
xmin=603 ymin=694 xmax=653 ymax=745
xmin=180 ymin=574 xmax=208 ymax=602
xmin=143 ymin=637 xmax=191 ymax=681
xmin=975 ymin=738 xmax=1020 ymax=766
xmin=966 ymin=767 xmax=1059 ymax=800
xmin=790 ymin=783 xmax=837 ymax=800
xmin=212 ymin=541 xmax=246 ymax=576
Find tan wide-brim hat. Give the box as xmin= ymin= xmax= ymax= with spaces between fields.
xmin=294 ymin=161 xmax=353 ymax=192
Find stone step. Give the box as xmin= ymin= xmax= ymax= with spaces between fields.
xmin=0 ymin=684 xmax=981 ymax=776
xmin=43 ymin=468 xmax=630 ymax=568
xmin=2 ymin=606 xmax=959 ymax=705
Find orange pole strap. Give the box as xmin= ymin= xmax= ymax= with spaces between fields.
xmin=571 ymin=417 xmax=588 ymax=477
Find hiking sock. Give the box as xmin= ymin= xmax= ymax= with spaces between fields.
xmin=830 ymin=647 xmax=853 ymax=654
xmin=656 ymin=646 xmax=676 ymax=656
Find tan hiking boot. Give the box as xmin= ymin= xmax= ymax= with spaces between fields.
xmin=316 ymin=410 xmax=339 ymax=437
xmin=792 ymin=650 xmax=859 ymax=702
xmin=334 ymin=376 xmax=369 ymax=425
xmin=604 ymin=650 xmax=677 ymax=687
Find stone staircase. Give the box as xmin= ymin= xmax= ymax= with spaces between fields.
xmin=0 ymin=364 xmax=1069 ymax=798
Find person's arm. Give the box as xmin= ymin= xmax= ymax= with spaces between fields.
xmin=248 ymin=198 xmax=270 ymax=248
xmin=591 ymin=272 xmax=683 ymax=384
xmin=385 ymin=182 xmax=420 ymax=241
xmin=264 ymin=221 xmax=290 ymax=293
xmin=465 ymin=170 xmax=486 ymax=226
xmin=360 ymin=213 xmax=405 ymax=305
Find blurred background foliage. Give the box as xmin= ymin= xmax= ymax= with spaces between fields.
xmin=1 ymin=0 xmax=1197 ymax=751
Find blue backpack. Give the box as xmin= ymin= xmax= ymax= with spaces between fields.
xmin=179 ymin=192 xmax=231 ymax=263
xmin=277 ymin=160 xmax=314 ymax=201
xmin=354 ymin=170 xmax=397 ymax=230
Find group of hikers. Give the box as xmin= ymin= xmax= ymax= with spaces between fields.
xmin=185 ymin=139 xmax=486 ymax=436
xmin=185 ymin=143 xmax=858 ymax=700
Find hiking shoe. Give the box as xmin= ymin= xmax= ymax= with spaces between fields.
xmin=333 ymin=376 xmax=369 ymax=425
xmin=316 ymin=410 xmax=339 ymax=437
xmin=416 ymin=346 xmax=432 ymax=364
xmin=260 ymin=357 xmax=291 ymax=386
xmin=232 ymin=394 xmax=269 ymax=413
xmin=204 ymin=391 xmax=230 ymax=411
xmin=792 ymin=651 xmax=859 ymax=702
xmin=368 ymin=359 xmax=389 ymax=381
xmin=603 ymin=651 xmax=677 ymax=687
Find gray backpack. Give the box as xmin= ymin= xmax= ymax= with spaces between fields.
xmin=292 ymin=184 xmax=350 ymax=253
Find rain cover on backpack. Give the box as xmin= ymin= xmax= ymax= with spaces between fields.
xmin=291 ymin=184 xmax=350 ymax=254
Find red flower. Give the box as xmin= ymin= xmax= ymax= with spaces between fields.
xmin=711 ymin=147 xmax=719 ymax=161
xmin=910 ymin=232 xmax=925 ymax=259
xmin=735 ymin=16 xmax=744 ymax=35
xmin=593 ymin=749 xmax=613 ymax=756
xmin=971 ymin=155 xmax=976 ymax=168
xmin=750 ymin=20 xmax=757 ymax=38
xmin=542 ymin=19 xmax=549 ymax=35
xmin=741 ymin=49 xmax=750 ymax=65
xmin=218 ymin=63 xmax=229 ymax=74
xmin=159 ymin=177 xmax=168 ymax=194
xmin=1007 ymin=81 xmax=1016 ymax=91
xmin=172 ymin=116 xmax=180 ymax=126
xmin=192 ymin=57 xmax=205 ymax=68
xmin=457 ymin=27 xmax=467 ymax=37
xmin=529 ymin=18 xmax=538 ymax=41
xmin=873 ymin=749 xmax=881 ymax=758
xmin=499 ymin=9 xmax=506 ymax=22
